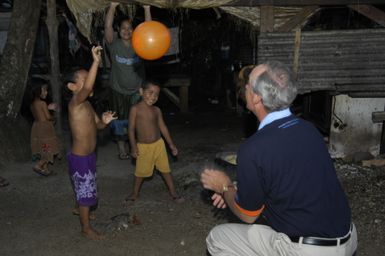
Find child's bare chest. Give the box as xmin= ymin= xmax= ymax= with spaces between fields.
xmin=137 ymin=108 xmax=157 ymax=125
xmin=70 ymin=102 xmax=94 ymax=123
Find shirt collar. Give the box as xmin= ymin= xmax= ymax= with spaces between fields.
xmin=258 ymin=108 xmax=292 ymax=130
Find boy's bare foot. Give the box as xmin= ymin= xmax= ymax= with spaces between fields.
xmin=123 ymin=195 xmax=137 ymax=205
xmin=81 ymin=227 xmax=105 ymax=240
xmin=171 ymin=195 xmax=185 ymax=204
xmin=72 ymin=208 xmax=96 ymax=220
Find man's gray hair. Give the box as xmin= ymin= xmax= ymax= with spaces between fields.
xmin=251 ymin=61 xmax=297 ymax=112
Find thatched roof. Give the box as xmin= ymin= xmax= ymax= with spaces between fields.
xmin=66 ymin=0 xmax=302 ymax=42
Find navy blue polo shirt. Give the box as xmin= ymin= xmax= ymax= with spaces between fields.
xmin=235 ymin=114 xmax=351 ymax=238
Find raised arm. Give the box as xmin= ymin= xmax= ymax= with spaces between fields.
xmin=157 ymin=107 xmax=177 ymax=156
xmin=71 ymin=46 xmax=102 ymax=106
xmin=143 ymin=5 xmax=152 ymax=21
xmin=105 ymin=2 xmax=119 ymax=44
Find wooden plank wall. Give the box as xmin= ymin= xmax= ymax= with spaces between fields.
xmin=258 ymin=29 xmax=385 ymax=94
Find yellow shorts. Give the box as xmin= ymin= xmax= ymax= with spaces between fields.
xmin=135 ymin=138 xmax=171 ymax=177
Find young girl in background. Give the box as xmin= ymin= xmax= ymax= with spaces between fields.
xmin=30 ymin=79 xmax=61 ymax=176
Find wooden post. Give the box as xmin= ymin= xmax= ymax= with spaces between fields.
xmin=46 ymin=0 xmax=62 ymax=138
xmin=293 ymin=28 xmax=301 ymax=80
xmin=179 ymin=86 xmax=189 ymax=113
xmin=260 ymin=5 xmax=274 ymax=33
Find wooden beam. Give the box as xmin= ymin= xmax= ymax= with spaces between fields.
xmin=349 ymin=92 xmax=385 ymax=98
xmin=260 ymin=5 xmax=274 ymax=32
xmin=162 ymin=88 xmax=180 ymax=106
xmin=112 ymin=0 xmax=385 ymax=7
xmin=163 ymin=77 xmax=190 ymax=112
xmin=277 ymin=5 xmax=319 ymax=32
xmin=348 ymin=5 xmax=385 ymax=27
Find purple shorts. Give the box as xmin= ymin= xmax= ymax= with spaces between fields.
xmin=67 ymin=152 xmax=97 ymax=207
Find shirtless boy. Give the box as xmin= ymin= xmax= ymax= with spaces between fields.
xmin=126 ymin=80 xmax=183 ymax=203
xmin=65 ymin=46 xmax=117 ymax=240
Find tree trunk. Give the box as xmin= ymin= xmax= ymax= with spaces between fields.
xmin=46 ymin=0 xmax=63 ymax=140
xmin=0 ymin=0 xmax=42 ymax=164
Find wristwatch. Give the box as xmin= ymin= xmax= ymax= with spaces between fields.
xmin=222 ymin=181 xmax=237 ymax=194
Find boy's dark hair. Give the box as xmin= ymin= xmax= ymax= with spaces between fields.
xmin=62 ymin=67 xmax=82 ymax=103
xmin=30 ymin=77 xmax=49 ymax=100
xmin=62 ymin=67 xmax=82 ymax=85
xmin=141 ymin=79 xmax=162 ymax=90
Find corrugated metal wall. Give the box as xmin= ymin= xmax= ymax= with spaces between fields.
xmin=258 ymin=29 xmax=385 ymax=94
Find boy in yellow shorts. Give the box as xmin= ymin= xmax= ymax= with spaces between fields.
xmin=126 ymin=80 xmax=184 ymax=203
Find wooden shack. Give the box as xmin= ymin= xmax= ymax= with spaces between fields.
xmin=54 ymin=0 xmax=385 ymax=157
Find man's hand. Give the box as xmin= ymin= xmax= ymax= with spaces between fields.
xmin=211 ymin=193 xmax=227 ymax=209
xmin=201 ymin=169 xmax=232 ymax=194
xmin=91 ymin=46 xmax=103 ymax=64
xmin=102 ymin=111 xmax=117 ymax=124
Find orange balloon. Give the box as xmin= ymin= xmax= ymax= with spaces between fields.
xmin=132 ymin=21 xmax=171 ymax=60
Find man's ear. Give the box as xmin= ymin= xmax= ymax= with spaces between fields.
xmin=252 ymin=93 xmax=262 ymax=105
xmin=139 ymin=88 xmax=143 ymax=96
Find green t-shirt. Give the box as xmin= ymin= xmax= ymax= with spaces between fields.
xmin=107 ymin=38 xmax=145 ymax=95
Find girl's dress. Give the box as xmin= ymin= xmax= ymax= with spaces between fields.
xmin=31 ymin=120 xmax=60 ymax=162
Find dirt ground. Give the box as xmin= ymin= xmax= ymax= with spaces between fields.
xmin=0 ymin=111 xmax=384 ymax=256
